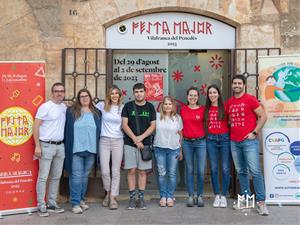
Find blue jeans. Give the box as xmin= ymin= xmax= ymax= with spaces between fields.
xmin=154 ymin=147 xmax=180 ymax=199
xmin=182 ymin=138 xmax=206 ymax=196
xmin=206 ymin=133 xmax=231 ymax=196
xmin=69 ymin=151 xmax=95 ymax=206
xmin=231 ymin=138 xmax=266 ymax=201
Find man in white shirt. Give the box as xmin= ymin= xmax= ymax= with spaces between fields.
xmin=33 ymin=82 xmax=67 ymax=217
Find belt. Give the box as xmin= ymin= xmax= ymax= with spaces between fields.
xmin=40 ymin=140 xmax=63 ymax=145
xmin=184 ymin=136 xmax=205 ymax=142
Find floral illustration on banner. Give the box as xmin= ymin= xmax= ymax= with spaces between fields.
xmin=121 ymin=89 xmax=127 ymax=96
xmin=200 ymin=84 xmax=207 ymax=96
xmin=172 ymin=70 xmax=184 ymax=82
xmin=193 ymin=65 xmax=201 ymax=72
xmin=209 ymin=54 xmax=224 ymax=70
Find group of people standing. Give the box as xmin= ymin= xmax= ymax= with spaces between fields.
xmin=33 ymin=74 xmax=269 ymax=217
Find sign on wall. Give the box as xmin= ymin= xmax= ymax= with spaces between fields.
xmin=106 ymin=12 xmax=235 ymax=49
xmin=113 ymin=52 xmax=168 ymax=106
xmin=258 ymin=55 xmax=300 ymax=205
xmin=0 ymin=62 xmax=45 ymax=215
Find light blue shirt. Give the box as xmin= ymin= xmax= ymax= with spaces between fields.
xmin=73 ymin=112 xmax=97 ymax=154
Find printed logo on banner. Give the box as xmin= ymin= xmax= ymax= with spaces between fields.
xmin=236 ymin=194 xmax=255 ymax=209
xmin=0 ymin=107 xmax=33 ymax=146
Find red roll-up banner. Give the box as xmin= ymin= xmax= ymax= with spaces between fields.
xmin=0 ymin=62 xmax=45 ymax=216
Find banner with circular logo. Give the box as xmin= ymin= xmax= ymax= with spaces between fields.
xmin=0 ymin=62 xmax=45 ymax=215
xmin=259 ymin=55 xmax=300 ymax=205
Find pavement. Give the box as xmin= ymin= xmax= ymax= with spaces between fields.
xmin=1 ymin=197 xmax=299 ymax=225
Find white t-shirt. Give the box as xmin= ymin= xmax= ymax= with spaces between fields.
xmin=35 ymin=100 xmax=67 ymax=141
xmin=153 ymin=112 xmax=183 ymax=150
xmin=96 ymin=101 xmax=123 ymax=138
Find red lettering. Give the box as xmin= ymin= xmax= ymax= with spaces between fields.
xmin=206 ymin=22 xmax=212 ymax=34
xmin=162 ymin=21 xmax=170 ymax=34
xmin=132 ymin=22 xmax=139 ymax=34
xmin=24 ymin=127 xmax=29 ymax=135
xmin=198 ymin=22 xmax=205 ymax=34
xmin=146 ymin=22 xmax=152 ymax=34
xmin=7 ymin=128 xmax=13 ymax=136
xmin=182 ymin=22 xmax=190 ymax=34
xmin=191 ymin=21 xmax=196 ymax=34
xmin=140 ymin=21 xmax=145 ymax=34
xmin=174 ymin=22 xmax=181 ymax=34
xmin=153 ymin=22 xmax=161 ymax=34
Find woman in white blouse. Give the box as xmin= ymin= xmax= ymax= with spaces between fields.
xmin=96 ymin=85 xmax=124 ymax=210
xmin=153 ymin=96 xmax=183 ymax=207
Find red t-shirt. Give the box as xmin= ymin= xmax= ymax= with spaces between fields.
xmin=207 ymin=105 xmax=229 ymax=134
xmin=180 ymin=105 xmax=205 ymax=138
xmin=227 ymin=93 xmax=260 ymax=142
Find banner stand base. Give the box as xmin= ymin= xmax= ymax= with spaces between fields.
xmin=0 ymin=207 xmax=38 ymax=218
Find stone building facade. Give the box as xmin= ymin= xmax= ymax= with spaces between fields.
xmin=1 ymin=0 xmax=299 ymax=197
xmin=1 ymin=0 xmax=299 ymax=97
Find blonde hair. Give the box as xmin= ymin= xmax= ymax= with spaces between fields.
xmin=159 ymin=96 xmax=178 ymax=121
xmin=104 ymin=85 xmax=123 ymax=112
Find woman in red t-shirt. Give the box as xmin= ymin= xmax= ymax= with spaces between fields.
xmin=180 ymin=87 xmax=206 ymax=207
xmin=204 ymin=84 xmax=230 ymax=208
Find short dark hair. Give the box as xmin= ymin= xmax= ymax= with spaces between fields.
xmin=51 ymin=82 xmax=64 ymax=93
xmin=232 ymin=75 xmax=246 ymax=85
xmin=133 ymin=83 xmax=145 ymax=91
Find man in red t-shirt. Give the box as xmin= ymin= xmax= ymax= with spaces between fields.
xmin=228 ymin=75 xmax=269 ymax=216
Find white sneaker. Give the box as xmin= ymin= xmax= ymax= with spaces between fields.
xmin=213 ymin=195 xmax=220 ymax=208
xmin=220 ymin=196 xmax=227 ymax=208
xmin=80 ymin=200 xmax=89 ymax=211
xmin=257 ymin=201 xmax=269 ymax=216
xmin=72 ymin=205 xmax=83 ymax=214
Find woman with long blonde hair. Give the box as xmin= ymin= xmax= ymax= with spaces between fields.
xmin=153 ymin=96 xmax=183 ymax=207
xmin=96 ymin=85 xmax=124 ymax=210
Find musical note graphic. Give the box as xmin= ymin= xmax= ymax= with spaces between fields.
xmin=11 ymin=153 xmax=21 ymax=163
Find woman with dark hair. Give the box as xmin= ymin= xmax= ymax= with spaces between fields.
xmin=204 ymin=84 xmax=230 ymax=208
xmin=153 ymin=96 xmax=183 ymax=207
xmin=96 ymin=85 xmax=124 ymax=210
xmin=180 ymin=87 xmax=206 ymax=207
xmin=64 ymin=89 xmax=102 ymax=214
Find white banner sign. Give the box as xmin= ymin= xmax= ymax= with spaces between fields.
xmin=259 ymin=55 xmax=300 ymax=205
xmin=106 ymin=12 xmax=235 ymax=49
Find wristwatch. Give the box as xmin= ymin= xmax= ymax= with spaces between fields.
xmin=252 ymin=131 xmax=258 ymax=136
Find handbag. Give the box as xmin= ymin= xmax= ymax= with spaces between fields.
xmin=133 ymin=102 xmax=153 ymax=161
xmin=141 ymin=145 xmax=152 ymax=161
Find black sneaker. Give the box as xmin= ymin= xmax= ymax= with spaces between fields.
xmin=46 ymin=204 xmax=64 ymax=213
xmin=127 ymin=197 xmax=136 ymax=210
xmin=137 ymin=198 xmax=147 ymax=210
xmin=38 ymin=207 xmax=49 ymax=217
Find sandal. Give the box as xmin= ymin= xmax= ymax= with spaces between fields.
xmin=167 ymin=198 xmax=174 ymax=207
xmin=159 ymin=197 xmax=167 ymax=207
xmin=102 ymin=195 xmax=110 ymax=207
xmin=109 ymin=198 xmax=118 ymax=210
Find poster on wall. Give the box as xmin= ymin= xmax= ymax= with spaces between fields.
xmin=258 ymin=55 xmax=300 ymax=205
xmin=144 ymin=73 xmax=163 ymax=101
xmin=113 ymin=52 xmax=168 ymax=108
xmin=0 ymin=62 xmax=45 ymax=215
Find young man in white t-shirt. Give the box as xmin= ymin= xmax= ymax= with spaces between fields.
xmin=33 ymin=82 xmax=67 ymax=217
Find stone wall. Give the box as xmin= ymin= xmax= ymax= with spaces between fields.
xmin=0 ymin=0 xmax=299 ymax=97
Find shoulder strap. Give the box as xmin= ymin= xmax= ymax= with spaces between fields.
xmin=132 ymin=102 xmax=141 ymax=135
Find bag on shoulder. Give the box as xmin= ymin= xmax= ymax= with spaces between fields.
xmin=141 ymin=145 xmax=152 ymax=161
